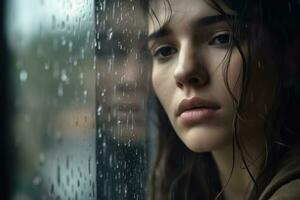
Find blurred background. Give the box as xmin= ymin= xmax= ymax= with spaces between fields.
xmin=1 ymin=0 xmax=152 ymax=199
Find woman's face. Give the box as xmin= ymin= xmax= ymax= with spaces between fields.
xmin=148 ymin=0 xmax=274 ymax=152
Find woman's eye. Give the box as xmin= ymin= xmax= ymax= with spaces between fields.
xmin=209 ymin=33 xmax=230 ymax=46
xmin=153 ymin=45 xmax=177 ymax=60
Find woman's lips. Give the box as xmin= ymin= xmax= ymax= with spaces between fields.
xmin=177 ymin=97 xmax=220 ymax=125
xmin=179 ymin=108 xmax=219 ymax=125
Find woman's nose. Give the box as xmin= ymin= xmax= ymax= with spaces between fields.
xmin=174 ymin=41 xmax=209 ymax=88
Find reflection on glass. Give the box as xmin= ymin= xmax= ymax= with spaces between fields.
xmin=95 ymin=0 xmax=149 ymax=199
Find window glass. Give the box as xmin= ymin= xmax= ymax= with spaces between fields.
xmin=6 ymin=0 xmax=150 ymax=199
xmin=7 ymin=0 xmax=96 ymax=199
xmin=95 ymin=0 xmax=150 ymax=199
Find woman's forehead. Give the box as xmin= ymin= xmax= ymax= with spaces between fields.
xmin=150 ymin=0 xmax=215 ymax=20
xmin=148 ymin=0 xmax=235 ymax=33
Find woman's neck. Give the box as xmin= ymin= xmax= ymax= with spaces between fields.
xmin=212 ymin=131 xmax=265 ymax=200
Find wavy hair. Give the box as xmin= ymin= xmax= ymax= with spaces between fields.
xmin=144 ymin=0 xmax=300 ymax=199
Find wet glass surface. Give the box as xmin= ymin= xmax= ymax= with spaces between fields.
xmin=7 ymin=0 xmax=96 ymax=199
xmin=95 ymin=0 xmax=149 ymax=199
xmin=6 ymin=0 xmax=150 ymax=199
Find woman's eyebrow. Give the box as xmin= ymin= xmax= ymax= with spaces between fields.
xmin=146 ymin=14 xmax=236 ymax=44
xmin=146 ymin=26 xmax=173 ymax=43
xmin=194 ymin=14 xmax=236 ymax=27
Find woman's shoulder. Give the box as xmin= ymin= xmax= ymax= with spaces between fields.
xmin=259 ymin=146 xmax=300 ymax=200
xmin=263 ymin=180 xmax=300 ymax=200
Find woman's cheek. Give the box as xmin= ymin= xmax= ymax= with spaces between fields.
xmin=227 ymin=50 xmax=243 ymax=99
xmin=152 ymin=65 xmax=175 ymax=113
xmin=152 ymin=66 xmax=167 ymax=101
xmin=152 ymin=66 xmax=162 ymax=96
xmin=206 ymin=47 xmax=243 ymax=100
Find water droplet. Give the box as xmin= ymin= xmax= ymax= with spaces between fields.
xmin=32 ymin=176 xmax=42 ymax=186
xmin=83 ymin=90 xmax=88 ymax=96
xmin=39 ymin=153 xmax=45 ymax=166
xmin=109 ymin=154 xmax=113 ymax=167
xmin=66 ymin=175 xmax=70 ymax=186
xmin=44 ymin=63 xmax=50 ymax=70
xmin=97 ymin=106 xmax=102 ymax=116
xmin=88 ymin=155 xmax=91 ymax=175
xmin=66 ymin=155 xmax=69 ymax=169
xmin=81 ymin=48 xmax=85 ymax=59
xmin=107 ymin=28 xmax=113 ymax=40
xmin=55 ymin=131 xmax=63 ymax=143
xmin=20 ymin=70 xmax=28 ymax=82
xmin=52 ymin=15 xmax=56 ymax=29
xmin=61 ymin=37 xmax=66 ymax=46
xmin=79 ymin=72 xmax=84 ymax=79
xmin=99 ymin=2 xmax=103 ymax=10
xmin=50 ymin=183 xmax=54 ymax=195
xmin=57 ymin=165 xmax=61 ymax=186
xmin=92 ymin=182 xmax=95 ymax=197
xmin=61 ymin=21 xmax=65 ymax=29
xmin=68 ymin=41 xmax=73 ymax=52
xmin=258 ymin=61 xmax=261 ymax=69
xmin=61 ymin=70 xmax=68 ymax=81
xmin=58 ymin=85 xmax=64 ymax=96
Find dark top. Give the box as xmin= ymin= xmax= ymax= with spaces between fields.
xmin=259 ymin=147 xmax=300 ymax=200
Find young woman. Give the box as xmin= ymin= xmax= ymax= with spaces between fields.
xmin=145 ymin=0 xmax=300 ymax=199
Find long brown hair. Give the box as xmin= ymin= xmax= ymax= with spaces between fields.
xmin=145 ymin=0 xmax=300 ymax=199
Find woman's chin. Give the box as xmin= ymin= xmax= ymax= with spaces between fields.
xmin=178 ymin=127 xmax=232 ymax=153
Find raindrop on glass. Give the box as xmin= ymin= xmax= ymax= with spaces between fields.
xmin=68 ymin=41 xmax=73 ymax=52
xmin=19 ymin=69 xmax=28 ymax=82
xmin=57 ymin=165 xmax=61 ymax=186
xmin=88 ymin=155 xmax=92 ymax=176
xmin=66 ymin=155 xmax=69 ymax=169
xmin=50 ymin=183 xmax=54 ymax=195
xmin=83 ymin=90 xmax=88 ymax=97
xmin=32 ymin=176 xmax=42 ymax=186
xmin=97 ymin=106 xmax=102 ymax=116
xmin=61 ymin=70 xmax=68 ymax=82
xmin=107 ymin=28 xmax=113 ymax=40
xmin=55 ymin=131 xmax=63 ymax=143
xmin=58 ymin=84 xmax=64 ymax=97
xmin=61 ymin=37 xmax=67 ymax=46
xmin=44 ymin=63 xmax=50 ymax=70
xmin=39 ymin=153 xmax=45 ymax=166
xmin=79 ymin=72 xmax=84 ymax=79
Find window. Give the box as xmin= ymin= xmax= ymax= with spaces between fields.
xmin=5 ymin=0 xmax=150 ymax=199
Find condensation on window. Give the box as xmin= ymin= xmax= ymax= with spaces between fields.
xmin=6 ymin=0 xmax=96 ymax=199
xmin=6 ymin=0 xmax=151 ymax=199
xmin=95 ymin=0 xmax=150 ymax=199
